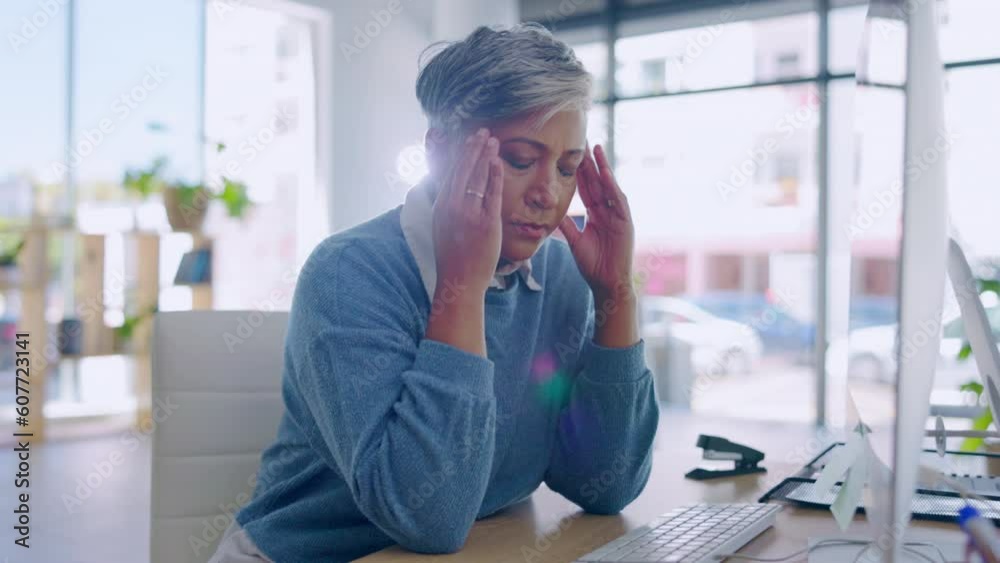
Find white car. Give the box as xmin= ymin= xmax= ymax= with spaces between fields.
xmin=641 ymin=296 xmax=764 ymax=375
xmin=828 ymin=304 xmax=1000 ymax=383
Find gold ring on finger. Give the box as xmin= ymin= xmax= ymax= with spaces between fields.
xmin=465 ymin=190 xmax=485 ymax=199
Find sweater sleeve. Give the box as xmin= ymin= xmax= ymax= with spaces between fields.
xmin=543 ymin=296 xmax=659 ymax=515
xmin=287 ymin=243 xmax=497 ymax=554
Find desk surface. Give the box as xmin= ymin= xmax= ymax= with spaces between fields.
xmin=357 ymin=410 xmax=964 ymax=562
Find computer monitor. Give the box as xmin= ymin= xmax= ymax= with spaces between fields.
xmin=887 ymin=0 xmax=950 ymax=559
xmin=834 ymin=0 xmax=950 ymax=560
xmin=850 ymin=0 xmax=1000 ymax=560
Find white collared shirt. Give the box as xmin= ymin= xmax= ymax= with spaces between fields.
xmin=399 ymin=181 xmax=543 ymax=301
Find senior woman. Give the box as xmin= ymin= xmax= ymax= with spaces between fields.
xmin=210 ymin=23 xmax=659 ymax=563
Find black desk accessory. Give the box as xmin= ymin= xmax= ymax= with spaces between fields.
xmin=684 ymin=434 xmax=767 ymax=480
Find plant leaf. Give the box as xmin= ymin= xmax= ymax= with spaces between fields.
xmin=122 ymin=156 xmax=168 ymax=197
xmin=961 ymin=381 xmax=984 ymax=396
xmin=219 ymin=178 xmax=251 ymax=218
xmin=960 ymin=411 xmax=994 ymax=452
xmin=981 ymin=279 xmax=1000 ymax=296
xmin=958 ymin=342 xmax=973 ymax=361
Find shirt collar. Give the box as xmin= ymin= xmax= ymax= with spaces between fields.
xmin=400 ymin=180 xmax=542 ymax=302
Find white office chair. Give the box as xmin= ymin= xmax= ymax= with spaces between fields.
xmin=150 ymin=311 xmax=289 ymax=563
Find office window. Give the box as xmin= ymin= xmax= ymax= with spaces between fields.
xmin=615 ymin=13 xmax=817 ymax=97
xmin=73 ymin=0 xmax=203 ymax=214
xmin=0 ymin=1 xmax=70 ymax=410
xmin=570 ymin=41 xmax=610 ymax=100
xmin=946 ymin=66 xmax=1000 ymax=264
xmin=0 ymin=2 xmax=69 ymax=220
xmin=941 ymin=66 xmax=1000 ymax=412
xmin=205 ymin=3 xmax=327 ymax=311
xmin=0 ymin=0 xmax=329 ymax=431
xmin=615 ymin=83 xmax=819 ymax=421
xmin=829 ymin=5 xmax=867 ymax=74
xmin=830 ymin=4 xmax=907 ymax=85
xmin=554 ymin=0 xmax=1000 ymax=425
xmin=520 ymin=0 xmax=607 ymax=25
xmin=938 ymin=0 xmax=1000 ymax=63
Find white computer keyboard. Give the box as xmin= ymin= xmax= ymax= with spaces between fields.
xmin=575 ymin=503 xmax=782 ymax=563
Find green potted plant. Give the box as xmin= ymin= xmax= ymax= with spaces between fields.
xmin=122 ymin=144 xmax=252 ymax=232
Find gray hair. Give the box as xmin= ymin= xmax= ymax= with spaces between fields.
xmin=416 ymin=23 xmax=592 ymax=140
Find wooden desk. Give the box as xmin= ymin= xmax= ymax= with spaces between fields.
xmin=358 ymin=410 xmax=964 ymax=562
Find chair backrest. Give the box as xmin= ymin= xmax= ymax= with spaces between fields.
xmin=150 ymin=311 xmax=288 ymax=563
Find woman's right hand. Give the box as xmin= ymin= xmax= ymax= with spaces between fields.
xmin=431 ymin=127 xmax=504 ymax=297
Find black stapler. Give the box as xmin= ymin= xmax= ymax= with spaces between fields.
xmin=684 ymin=434 xmax=766 ymax=480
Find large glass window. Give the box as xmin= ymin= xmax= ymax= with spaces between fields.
xmin=616 ymin=13 xmax=818 ymax=96
xmin=939 ymin=0 xmax=1000 ymax=63
xmin=557 ymin=0 xmax=1000 ymax=424
xmin=0 ymin=2 xmax=69 ymax=219
xmin=0 ymin=1 xmax=69 ymax=412
xmin=571 ymin=41 xmax=610 ymax=100
xmin=0 ymin=0 xmax=329 ymax=434
xmin=616 ymin=84 xmax=819 ymax=421
xmin=938 ymin=65 xmax=1000 ymax=415
xmin=204 ymin=2 xmax=328 ymax=311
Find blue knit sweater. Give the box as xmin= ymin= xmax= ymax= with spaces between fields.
xmin=235 ymin=206 xmax=660 ymax=562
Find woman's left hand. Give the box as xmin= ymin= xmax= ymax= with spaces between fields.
xmin=558 ymin=144 xmax=635 ymax=300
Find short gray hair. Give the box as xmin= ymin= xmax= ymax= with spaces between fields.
xmin=416 ymin=23 xmax=592 ymax=139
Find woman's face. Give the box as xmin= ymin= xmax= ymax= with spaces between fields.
xmin=489 ymin=109 xmax=587 ymax=262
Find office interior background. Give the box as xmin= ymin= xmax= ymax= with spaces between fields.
xmin=0 ymin=0 xmax=999 ymax=559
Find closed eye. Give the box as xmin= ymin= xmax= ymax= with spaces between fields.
xmin=505 ymin=157 xmax=535 ymax=170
